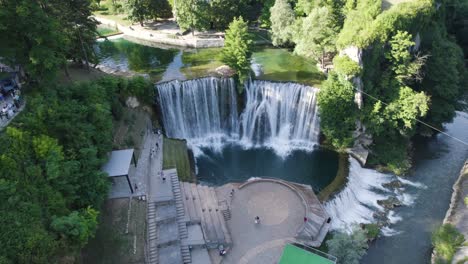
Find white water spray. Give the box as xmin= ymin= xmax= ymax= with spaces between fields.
xmin=324 ymin=157 xmax=394 ymax=231
xmin=157 ymin=78 xmax=320 ymax=157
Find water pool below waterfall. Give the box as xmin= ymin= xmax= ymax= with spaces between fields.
xmin=195 ymin=144 xmax=339 ymax=192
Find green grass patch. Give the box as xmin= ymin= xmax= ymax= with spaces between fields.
xmin=163 ymin=137 xmax=193 ymax=182
xmin=97 ymin=26 xmax=121 ymax=37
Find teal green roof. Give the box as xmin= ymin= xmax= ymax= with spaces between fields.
xmin=279 ymin=244 xmax=335 ymax=264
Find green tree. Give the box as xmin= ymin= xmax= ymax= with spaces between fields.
xmin=386 ymin=31 xmax=427 ymax=84
xmin=295 ymin=0 xmax=314 ymax=16
xmin=209 ymin=0 xmax=248 ymax=30
xmin=293 ymin=6 xmax=337 ymax=66
xmin=259 ymin=0 xmax=275 ymax=27
xmin=432 ymin=224 xmax=465 ymax=263
xmin=51 ymin=207 xmax=99 ymax=248
xmin=333 ymin=55 xmax=361 ymax=77
xmin=221 ymin=17 xmax=253 ymax=87
xmin=148 ymin=0 xmax=173 ymax=20
xmin=318 ymin=72 xmax=357 ymax=149
xmin=175 ymin=0 xmax=210 ymax=33
xmin=270 ymin=0 xmax=295 ymax=46
xmin=126 ymin=0 xmax=148 ymax=26
xmin=0 ymin=0 xmax=66 ymax=82
xmin=420 ymin=23 xmax=467 ymax=130
xmin=327 ymin=228 xmax=368 ymax=264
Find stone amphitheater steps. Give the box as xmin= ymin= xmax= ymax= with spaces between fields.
xmin=180 ymin=182 xmax=232 ymax=248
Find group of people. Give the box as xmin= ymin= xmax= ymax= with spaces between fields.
xmin=0 ymin=89 xmax=21 ymax=120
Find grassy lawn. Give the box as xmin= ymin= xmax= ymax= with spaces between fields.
xmin=81 ymin=198 xmax=146 ymax=264
xmin=97 ymin=26 xmax=121 ymax=37
xmin=163 ymin=137 xmax=193 ymax=182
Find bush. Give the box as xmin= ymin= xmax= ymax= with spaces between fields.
xmin=333 ymin=55 xmax=362 ymax=77
xmin=432 ymin=224 xmax=465 ymax=263
xmin=327 ymin=227 xmax=368 ymax=264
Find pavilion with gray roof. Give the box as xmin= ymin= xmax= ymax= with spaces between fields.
xmin=102 ymin=149 xmax=137 ymax=193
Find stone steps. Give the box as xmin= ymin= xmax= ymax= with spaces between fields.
xmin=147 ymin=202 xmax=159 ymax=264
xmin=181 ymin=245 xmax=191 ymax=264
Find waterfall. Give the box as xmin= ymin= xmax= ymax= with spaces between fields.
xmin=325 ymin=157 xmax=425 ymax=235
xmin=325 ymin=157 xmax=394 ymax=231
xmin=240 ymin=80 xmax=320 ymax=156
xmin=157 ymin=77 xmax=239 ymax=151
xmin=156 ymin=77 xmax=320 ymax=156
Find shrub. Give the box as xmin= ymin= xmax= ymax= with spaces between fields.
xmin=432 ymin=224 xmax=465 ymax=263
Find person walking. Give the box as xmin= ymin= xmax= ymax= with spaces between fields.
xmin=254 ymin=216 xmax=260 ymax=224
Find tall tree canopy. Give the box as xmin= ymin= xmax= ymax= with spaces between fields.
xmin=221 ymin=17 xmax=253 ymax=87
xmin=270 ymin=0 xmax=295 ymax=46
xmin=0 ymin=0 xmax=98 ymax=82
xmin=293 ymin=6 xmax=338 ymax=65
xmin=327 ymin=228 xmax=368 ymax=264
xmin=174 ymin=0 xmax=210 ymax=32
xmin=318 ymin=72 xmax=357 ymax=149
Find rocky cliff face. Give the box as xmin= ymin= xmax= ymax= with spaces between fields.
xmin=340 ymin=46 xmax=372 ymax=165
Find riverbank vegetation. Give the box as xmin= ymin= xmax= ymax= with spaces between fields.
xmin=432 ymin=224 xmax=465 ymax=264
xmin=327 ymin=227 xmax=368 ymax=264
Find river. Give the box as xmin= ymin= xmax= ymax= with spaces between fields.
xmin=362 ymin=111 xmax=468 ymax=264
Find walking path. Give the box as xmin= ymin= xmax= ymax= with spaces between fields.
xmin=95 ymin=16 xmax=224 ymax=48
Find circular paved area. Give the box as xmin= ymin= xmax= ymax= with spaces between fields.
xmin=223 ymin=181 xmax=305 ymax=264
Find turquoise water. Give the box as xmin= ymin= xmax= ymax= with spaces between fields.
xmin=196 ymin=145 xmax=339 ymax=192
xmin=95 ymin=38 xmax=324 ymax=85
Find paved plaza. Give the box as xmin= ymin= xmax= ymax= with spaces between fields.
xmin=221 ymin=181 xmax=306 ymax=264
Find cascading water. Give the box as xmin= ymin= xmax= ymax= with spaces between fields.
xmin=325 ymin=157 xmax=425 ymax=234
xmin=156 ymin=77 xmax=320 ymax=156
xmin=157 ymin=77 xmax=239 ymax=152
xmin=241 ymin=80 xmax=319 ymax=156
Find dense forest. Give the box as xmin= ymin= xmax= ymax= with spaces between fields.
xmin=0 ymin=0 xmax=467 ymax=262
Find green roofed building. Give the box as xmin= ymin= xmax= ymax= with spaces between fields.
xmin=279 ymin=244 xmax=337 ymax=264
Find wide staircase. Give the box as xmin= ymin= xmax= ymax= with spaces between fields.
xmin=180 ymin=182 xmax=232 ymax=249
